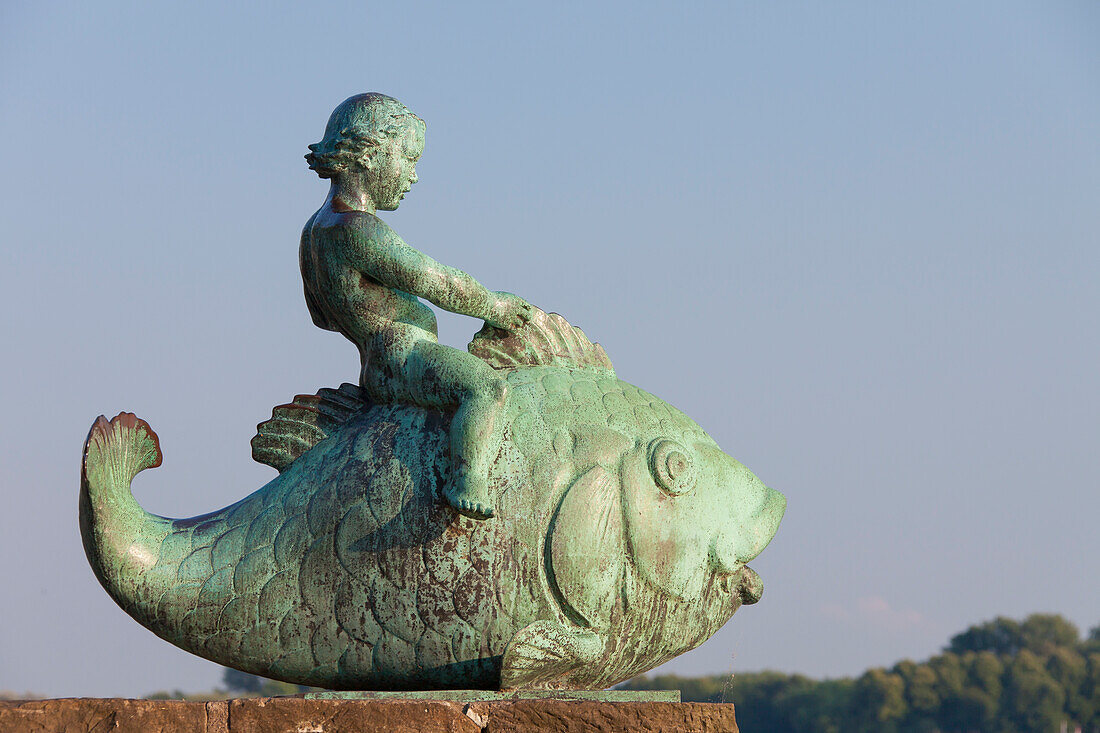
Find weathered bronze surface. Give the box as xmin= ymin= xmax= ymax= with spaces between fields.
xmin=304 ymin=689 xmax=680 ymax=702
xmin=79 ymin=93 xmax=786 ymax=691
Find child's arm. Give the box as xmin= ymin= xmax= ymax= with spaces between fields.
xmin=350 ymin=215 xmax=532 ymax=330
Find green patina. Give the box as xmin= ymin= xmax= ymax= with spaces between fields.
xmin=79 ymin=93 xmax=786 ymax=692
xmin=301 ymin=93 xmax=532 ymax=520
xmin=304 ymin=689 xmax=682 ymax=702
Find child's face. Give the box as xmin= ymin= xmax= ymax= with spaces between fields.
xmin=368 ymin=125 xmax=424 ymax=211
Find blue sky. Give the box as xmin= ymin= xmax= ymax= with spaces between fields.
xmin=1 ymin=1 xmax=1097 ymax=697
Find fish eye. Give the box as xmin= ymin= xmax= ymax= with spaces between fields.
xmin=648 ymin=438 xmax=696 ymax=495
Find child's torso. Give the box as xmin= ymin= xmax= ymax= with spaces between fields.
xmin=302 ymin=208 xmax=438 ymax=347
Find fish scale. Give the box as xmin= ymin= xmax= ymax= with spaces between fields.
xmin=137 ymin=369 xmax=568 ymax=685
xmin=80 ymin=313 xmax=785 ymax=690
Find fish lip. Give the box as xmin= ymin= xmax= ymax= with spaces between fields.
xmin=738 ymin=565 xmax=764 ymax=604
xmin=713 ymin=564 xmax=763 ymax=605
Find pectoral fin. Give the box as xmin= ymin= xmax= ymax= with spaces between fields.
xmin=499 ymin=620 xmax=603 ymax=690
xmin=548 ymin=465 xmax=624 ymax=627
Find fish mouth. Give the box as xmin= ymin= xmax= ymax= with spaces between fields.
xmin=718 ymin=565 xmax=764 ymax=605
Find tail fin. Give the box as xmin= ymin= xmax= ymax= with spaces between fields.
xmin=82 ymin=412 xmax=163 ymax=494
xmin=80 ymin=412 xmax=171 ymax=611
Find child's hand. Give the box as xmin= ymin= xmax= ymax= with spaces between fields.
xmin=486 ymin=291 xmax=534 ymax=331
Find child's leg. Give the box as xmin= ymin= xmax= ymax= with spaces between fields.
xmin=405 ymin=341 xmax=508 ymax=519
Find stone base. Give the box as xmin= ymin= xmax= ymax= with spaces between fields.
xmin=0 ymin=696 xmax=739 ymax=732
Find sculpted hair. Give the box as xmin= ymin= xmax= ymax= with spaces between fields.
xmin=305 ymin=93 xmax=425 ymax=180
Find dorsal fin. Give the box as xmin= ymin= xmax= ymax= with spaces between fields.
xmin=251 ymin=383 xmax=369 ymax=473
xmin=468 ymin=307 xmax=614 ymax=374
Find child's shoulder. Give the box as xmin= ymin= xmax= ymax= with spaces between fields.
xmin=315 ymin=208 xmax=396 ymax=241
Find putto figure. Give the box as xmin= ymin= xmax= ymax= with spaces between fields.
xmin=300 ymin=93 xmax=532 ymax=519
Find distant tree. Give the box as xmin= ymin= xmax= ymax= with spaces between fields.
xmin=721 ymin=671 xmax=799 ymax=731
xmin=927 ymin=653 xmax=967 ymax=702
xmin=1019 ymin=613 xmax=1079 ymax=653
xmin=937 ymin=687 xmax=999 ymax=733
xmin=0 ymin=691 xmax=45 ymax=701
xmin=1046 ymin=645 xmax=1087 ymax=724
xmin=946 ymin=616 xmax=1023 ymax=656
xmin=719 ymin=671 xmax=852 ymax=732
xmin=893 ymin=659 xmax=939 ymax=728
xmin=850 ymin=668 xmax=907 ymax=732
xmin=145 ymin=689 xmax=187 ymax=700
xmin=947 ymin=613 xmax=1079 ymax=658
xmin=222 ymin=668 xmax=264 ymax=694
xmin=964 ymin=650 xmax=1004 ymax=703
xmin=623 ymin=671 xmax=853 ymax=732
xmin=1003 ymin=649 xmax=1067 ymax=732
xmin=781 ymin=678 xmax=852 ymax=733
xmin=1082 ymin=624 xmax=1100 ymax=655
xmin=671 ymin=674 xmax=727 ymax=703
xmin=1077 ymin=652 xmax=1100 ymax=729
xmin=220 ymin=667 xmax=314 ymax=697
xmin=620 ymin=613 xmax=1096 ymax=733
xmin=617 ymin=673 xmax=728 ymax=702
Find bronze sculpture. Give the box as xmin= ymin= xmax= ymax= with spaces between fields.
xmin=80 ymin=93 xmax=786 ymax=691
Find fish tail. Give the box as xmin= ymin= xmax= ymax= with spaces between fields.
xmin=79 ymin=412 xmax=315 ymax=680
xmin=82 ymin=412 xmax=163 ymax=499
xmin=79 ymin=413 xmax=173 ymax=623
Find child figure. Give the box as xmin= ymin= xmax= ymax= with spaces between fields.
xmin=301 ymin=93 xmax=532 ymax=519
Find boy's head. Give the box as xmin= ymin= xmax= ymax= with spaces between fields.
xmin=306 ymin=93 xmax=426 ymax=211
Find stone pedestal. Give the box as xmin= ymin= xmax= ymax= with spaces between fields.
xmin=0 ymin=696 xmax=739 ymax=731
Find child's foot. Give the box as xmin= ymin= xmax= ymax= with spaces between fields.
xmin=444 ymin=479 xmax=494 ymax=520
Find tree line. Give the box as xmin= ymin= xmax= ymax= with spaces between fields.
xmin=621 ymin=613 xmax=1100 ymax=732
xmin=143 ymin=612 xmax=1099 ymax=731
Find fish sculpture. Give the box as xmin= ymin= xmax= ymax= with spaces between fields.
xmin=80 ymin=310 xmax=785 ymax=690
